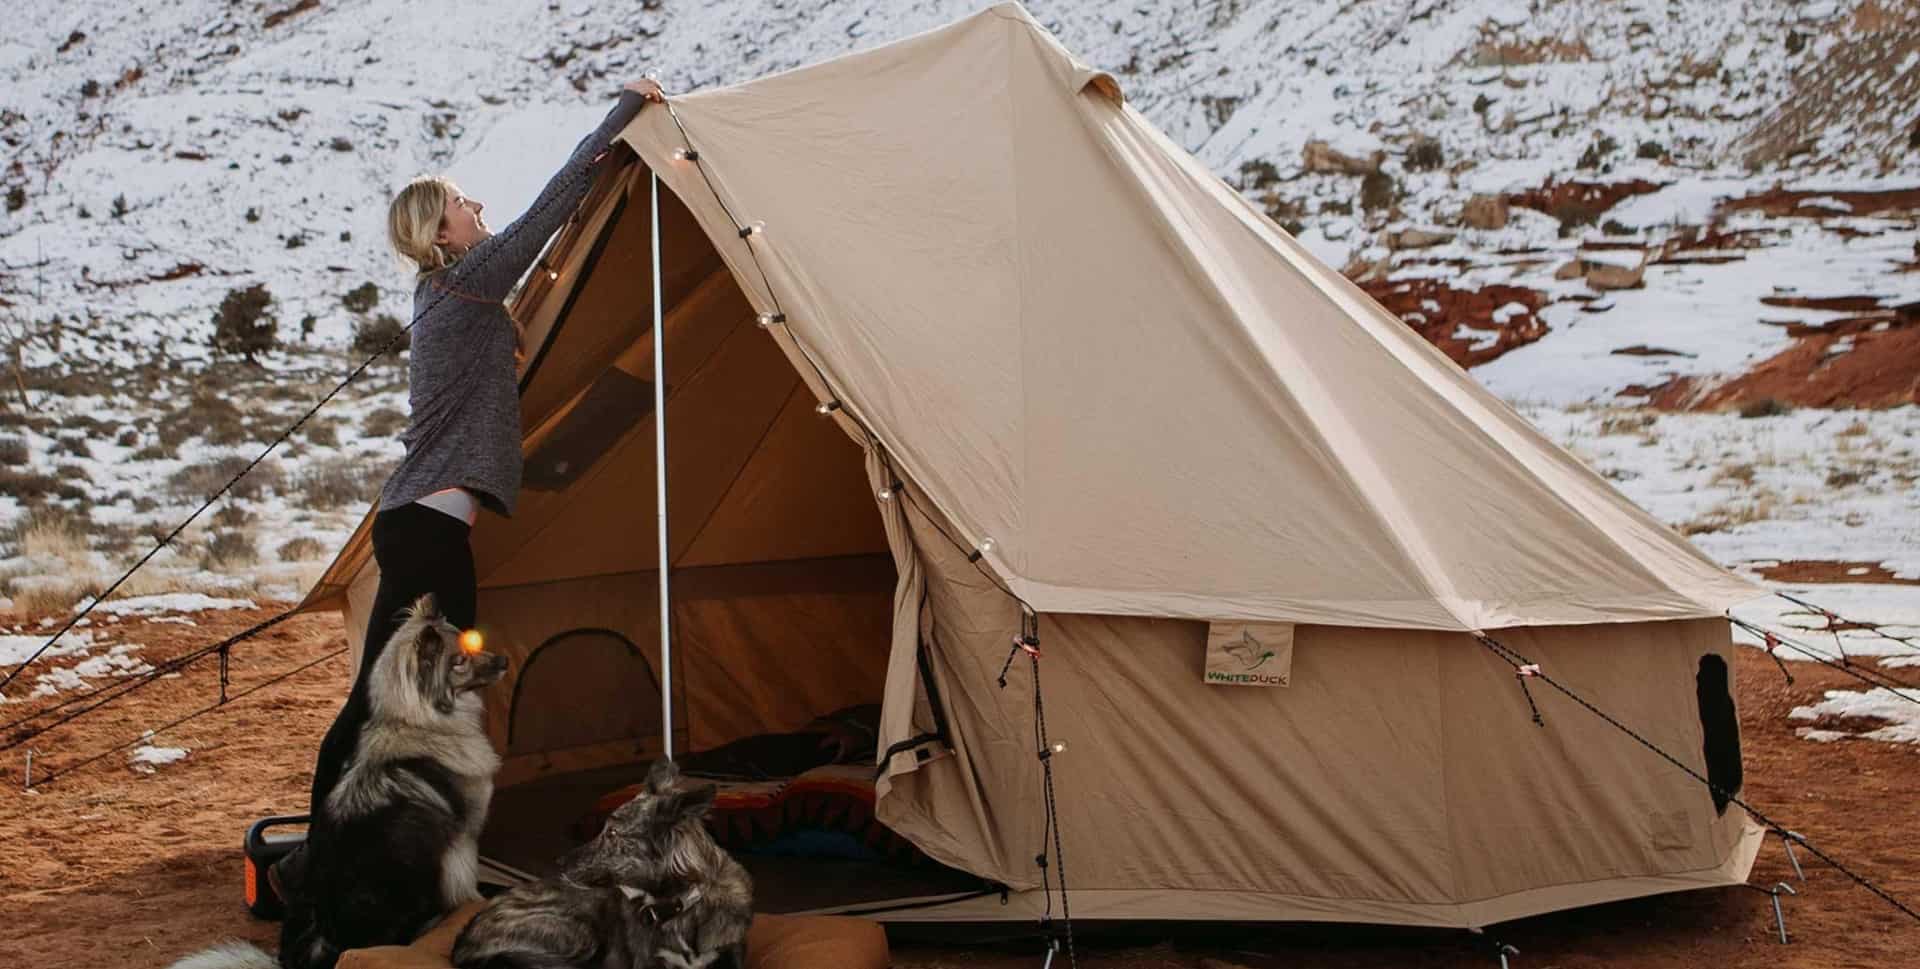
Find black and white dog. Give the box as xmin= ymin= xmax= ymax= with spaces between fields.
xmin=452 ymin=759 xmax=753 ymax=969
xmin=170 ymin=595 xmax=508 ymax=969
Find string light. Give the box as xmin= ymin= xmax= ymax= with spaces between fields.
xmin=878 ymin=479 xmax=901 ymax=502
xmin=671 ymin=147 xmax=699 ymax=162
xmin=739 ymin=220 xmax=765 ymax=239
xmin=968 ymin=537 xmax=996 ymax=562
xmin=756 ymin=312 xmax=785 ymax=328
xmin=547 ymin=269 xmax=558 ymax=280
xmin=1038 ymin=740 xmax=1067 ymax=761
xmin=815 ymin=400 xmax=842 ymax=415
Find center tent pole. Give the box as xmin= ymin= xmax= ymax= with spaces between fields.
xmin=650 ymin=169 xmax=674 ymax=759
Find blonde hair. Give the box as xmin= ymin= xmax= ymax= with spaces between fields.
xmin=387 ymin=175 xmax=461 ymax=276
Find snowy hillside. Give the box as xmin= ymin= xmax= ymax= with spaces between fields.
xmin=0 ymin=0 xmax=1916 ymax=649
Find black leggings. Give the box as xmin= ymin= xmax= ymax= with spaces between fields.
xmin=307 ymin=503 xmax=477 ymax=816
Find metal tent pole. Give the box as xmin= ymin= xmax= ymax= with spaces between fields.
xmin=651 ymin=169 xmax=674 ymax=759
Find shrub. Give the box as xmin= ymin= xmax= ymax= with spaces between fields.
xmin=298 ymin=456 xmax=378 ymax=511
xmin=202 ymin=529 xmax=259 ymax=570
xmin=303 ymin=418 xmax=340 ymax=447
xmin=1359 ymin=170 xmax=1397 ymax=212
xmin=0 ymin=467 xmax=60 ymax=499
xmin=115 ymin=427 xmax=139 ymax=447
xmin=210 ymin=283 xmax=278 ymax=360
xmin=4 ymin=185 xmax=23 ymax=212
xmin=160 ymin=391 xmax=249 ymax=446
xmin=111 ymin=193 xmax=128 ymax=218
xmin=1405 ymin=137 xmax=1444 ymax=172
xmin=1737 ymin=397 xmax=1792 ymax=419
xmin=361 ymin=407 xmax=408 ymax=438
xmin=0 ymin=436 xmax=26 ymax=466
xmin=53 ymin=435 xmax=92 ymax=458
xmin=210 ymin=502 xmax=256 ymax=529
xmin=167 ymin=455 xmax=282 ymax=502
xmin=277 ymin=536 xmax=327 ymax=562
xmin=1636 ymin=141 xmax=1668 ymax=161
xmin=352 ymin=314 xmax=410 ymax=358
xmin=342 ymin=281 xmax=380 ymax=314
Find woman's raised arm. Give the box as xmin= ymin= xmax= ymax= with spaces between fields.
xmin=447 ymin=81 xmax=661 ymax=302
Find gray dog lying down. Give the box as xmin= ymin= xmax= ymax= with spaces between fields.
xmin=453 ymin=759 xmax=753 ymax=969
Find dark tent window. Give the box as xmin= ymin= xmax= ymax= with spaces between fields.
xmin=1696 ymin=654 xmax=1742 ymax=816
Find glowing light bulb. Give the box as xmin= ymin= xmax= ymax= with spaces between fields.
xmin=740 ymin=221 xmax=765 ymax=239
xmin=671 ymin=147 xmax=698 ymax=162
xmin=978 ymin=537 xmax=996 ymax=554
xmin=878 ymin=487 xmax=894 ymax=501
xmin=757 ymin=312 xmax=784 ymax=328
xmin=459 ymin=629 xmax=485 ymax=655
xmin=1049 ymin=741 xmax=1067 ymax=755
xmin=547 ymin=269 xmax=558 ymax=280
xmin=815 ymin=400 xmax=841 ymax=415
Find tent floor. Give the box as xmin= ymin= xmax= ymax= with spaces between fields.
xmin=481 ymin=761 xmax=986 ymax=914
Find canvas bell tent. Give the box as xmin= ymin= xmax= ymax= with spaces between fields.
xmin=300 ymin=2 xmax=1768 ymax=929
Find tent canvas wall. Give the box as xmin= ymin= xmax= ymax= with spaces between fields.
xmin=300 ymin=2 xmax=1766 ymax=929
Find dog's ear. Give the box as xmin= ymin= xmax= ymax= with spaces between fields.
xmin=411 ymin=622 xmax=457 ymax=714
xmin=645 ymin=758 xmax=679 ymax=793
xmin=408 ymin=593 xmax=441 ymax=624
xmin=658 ymin=784 xmax=717 ymax=827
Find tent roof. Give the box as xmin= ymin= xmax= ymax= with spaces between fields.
xmin=606 ymin=2 xmax=1758 ymax=631
xmin=305 ymin=2 xmax=1760 ymax=632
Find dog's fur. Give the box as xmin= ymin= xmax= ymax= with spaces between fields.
xmin=167 ymin=595 xmax=507 ymax=969
xmin=452 ymin=759 xmax=753 ymax=969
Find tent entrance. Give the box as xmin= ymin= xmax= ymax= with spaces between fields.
xmin=467 ymin=160 xmax=978 ymax=912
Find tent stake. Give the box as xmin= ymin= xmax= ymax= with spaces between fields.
xmin=651 ymin=169 xmax=673 ymax=760
xmin=1781 ymin=830 xmax=1805 ymax=882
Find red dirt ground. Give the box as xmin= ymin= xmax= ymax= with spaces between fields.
xmin=1358 ymin=277 xmax=1549 ymax=367
xmin=1648 ymin=323 xmax=1920 ymax=411
xmin=3 ymin=603 xmax=1920 ymax=968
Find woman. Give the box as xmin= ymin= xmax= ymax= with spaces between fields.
xmin=304 ymin=77 xmax=664 ymax=822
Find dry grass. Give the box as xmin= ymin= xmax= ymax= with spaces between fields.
xmin=1681 ymin=493 xmax=1779 ymax=535
xmin=0 ymin=435 xmax=27 ymax=466
xmin=1599 ymin=412 xmax=1656 ymax=436
xmin=1711 ymin=462 xmax=1757 ymax=487
xmin=10 ymin=507 xmax=93 ymax=571
xmin=1836 ymin=418 xmax=1870 ymax=438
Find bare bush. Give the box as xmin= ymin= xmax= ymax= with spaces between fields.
xmin=201 ymin=529 xmax=260 ymax=570
xmin=167 ymin=455 xmax=283 ymax=502
xmin=277 ymin=536 xmax=327 ymax=562
xmin=298 ymin=456 xmax=379 ymax=511
xmin=361 ymin=407 xmax=408 ymax=438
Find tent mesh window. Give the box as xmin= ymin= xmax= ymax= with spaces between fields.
xmin=1695 ymin=653 xmax=1742 ymax=816
xmin=508 ymin=627 xmax=662 ymax=756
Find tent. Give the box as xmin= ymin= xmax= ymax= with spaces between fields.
xmin=300 ymin=2 xmax=1767 ymax=929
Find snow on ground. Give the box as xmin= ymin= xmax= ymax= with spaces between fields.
xmin=89 ymin=593 xmax=256 ymax=616
xmin=127 ymin=743 xmax=189 ymax=771
xmin=1790 ymin=689 xmax=1920 ymax=745
xmin=3 ymin=2 xmax=1918 ymax=746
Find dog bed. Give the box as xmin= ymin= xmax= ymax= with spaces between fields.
xmin=337 ymin=902 xmax=890 ymax=969
xmin=575 ymin=764 xmax=931 ymax=867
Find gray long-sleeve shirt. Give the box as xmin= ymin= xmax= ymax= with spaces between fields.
xmin=377 ymin=91 xmax=646 ymax=518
